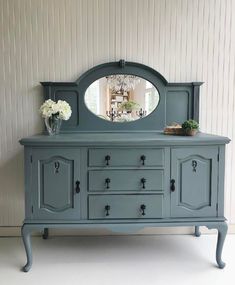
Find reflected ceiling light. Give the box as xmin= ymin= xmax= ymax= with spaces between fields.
xmin=106 ymin=75 xmax=140 ymax=93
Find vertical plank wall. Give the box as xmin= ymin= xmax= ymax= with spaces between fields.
xmin=0 ymin=0 xmax=234 ymax=233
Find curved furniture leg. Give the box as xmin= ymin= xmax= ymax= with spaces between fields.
xmin=207 ymin=222 xmax=228 ymax=269
xmin=194 ymin=226 xmax=201 ymax=237
xmin=42 ymin=228 xmax=49 ymax=239
xmin=21 ymin=224 xmax=32 ymax=272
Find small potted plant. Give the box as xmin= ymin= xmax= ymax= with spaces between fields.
xmin=39 ymin=99 xmax=72 ymax=135
xmin=119 ymin=100 xmax=139 ymax=113
xmin=182 ymin=119 xmax=199 ymax=136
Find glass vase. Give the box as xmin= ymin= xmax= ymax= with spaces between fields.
xmin=45 ymin=116 xmax=62 ymax=135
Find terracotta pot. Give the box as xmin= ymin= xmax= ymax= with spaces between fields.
xmin=184 ymin=129 xmax=198 ymax=136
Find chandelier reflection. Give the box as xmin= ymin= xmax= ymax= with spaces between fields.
xmin=106 ymin=108 xmax=122 ymax=122
xmin=106 ymin=75 xmax=141 ymax=93
xmin=136 ymin=108 xmax=147 ymax=118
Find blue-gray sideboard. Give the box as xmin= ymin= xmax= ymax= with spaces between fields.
xmin=20 ymin=132 xmax=230 ymax=271
xmin=20 ymin=60 xmax=230 ymax=271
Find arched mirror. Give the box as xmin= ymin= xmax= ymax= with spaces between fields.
xmin=84 ymin=74 xmax=160 ymax=122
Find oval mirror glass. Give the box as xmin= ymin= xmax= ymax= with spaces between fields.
xmin=84 ymin=74 xmax=160 ymax=122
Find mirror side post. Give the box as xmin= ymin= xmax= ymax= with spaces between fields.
xmin=192 ymin=82 xmax=204 ymax=122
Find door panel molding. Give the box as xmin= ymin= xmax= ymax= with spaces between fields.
xmin=171 ymin=147 xmax=218 ymax=217
xmin=40 ymin=156 xmax=74 ymax=212
xmin=178 ymin=155 xmax=212 ymax=210
xmin=32 ymin=148 xmax=81 ymax=220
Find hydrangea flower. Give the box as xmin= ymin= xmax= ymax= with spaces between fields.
xmin=39 ymin=99 xmax=72 ymax=120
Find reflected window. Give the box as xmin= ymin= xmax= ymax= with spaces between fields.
xmin=85 ymin=80 xmax=100 ymax=114
xmin=145 ymin=81 xmax=159 ymax=114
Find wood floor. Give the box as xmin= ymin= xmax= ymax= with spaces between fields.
xmin=0 ymin=234 xmax=234 ymax=285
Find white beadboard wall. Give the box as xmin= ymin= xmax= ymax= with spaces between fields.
xmin=0 ymin=0 xmax=235 ymax=233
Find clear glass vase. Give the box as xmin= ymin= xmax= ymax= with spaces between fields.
xmin=45 ymin=116 xmax=62 ymax=135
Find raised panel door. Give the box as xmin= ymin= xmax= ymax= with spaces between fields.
xmin=31 ymin=148 xmax=80 ymax=220
xmin=171 ymin=147 xmax=218 ymax=217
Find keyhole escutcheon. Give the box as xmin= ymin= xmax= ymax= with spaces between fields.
xmin=54 ymin=161 xmax=60 ymax=173
xmin=192 ymin=160 xmax=197 ymax=172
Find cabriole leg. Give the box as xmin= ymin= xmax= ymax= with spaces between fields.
xmin=194 ymin=226 xmax=201 ymax=237
xmin=207 ymin=222 xmax=228 ymax=269
xmin=21 ymin=224 xmax=32 ymax=272
xmin=42 ymin=228 xmax=49 ymax=239
xmin=216 ymin=223 xmax=228 ymax=269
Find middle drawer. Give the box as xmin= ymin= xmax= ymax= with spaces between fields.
xmin=88 ymin=170 xmax=164 ymax=191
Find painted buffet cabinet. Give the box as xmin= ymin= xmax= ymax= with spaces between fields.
xmin=20 ymin=60 xmax=230 ymax=272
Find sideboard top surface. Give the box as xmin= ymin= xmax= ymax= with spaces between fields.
xmin=20 ymin=132 xmax=230 ymax=146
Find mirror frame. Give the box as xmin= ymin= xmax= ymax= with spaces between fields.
xmin=41 ymin=59 xmax=202 ymax=132
xmin=83 ymin=71 xmax=161 ymax=124
xmin=76 ymin=60 xmax=166 ymax=131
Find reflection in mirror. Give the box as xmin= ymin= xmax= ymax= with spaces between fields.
xmin=84 ymin=75 xmax=159 ymax=122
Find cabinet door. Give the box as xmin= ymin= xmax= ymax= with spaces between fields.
xmin=171 ymin=147 xmax=218 ymax=217
xmin=31 ymin=149 xmax=80 ymax=220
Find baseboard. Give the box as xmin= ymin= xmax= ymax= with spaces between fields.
xmin=1 ymin=225 xmax=235 ymax=237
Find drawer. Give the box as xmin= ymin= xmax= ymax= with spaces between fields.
xmin=88 ymin=194 xmax=163 ymax=219
xmin=88 ymin=170 xmax=164 ymax=191
xmin=88 ymin=148 xmax=164 ymax=167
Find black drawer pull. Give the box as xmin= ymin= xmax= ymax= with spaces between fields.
xmin=105 ymin=205 xmax=111 ymax=216
xmin=75 ymin=180 xmax=80 ymax=193
xmin=170 ymin=179 xmax=175 ymax=192
xmin=140 ymin=155 xmax=146 ymax=165
xmin=140 ymin=204 xmax=146 ymax=216
xmin=141 ymin=178 xmax=146 ymax=189
xmin=105 ymin=178 xmax=111 ymax=189
xmin=105 ymin=155 xmax=111 ymax=166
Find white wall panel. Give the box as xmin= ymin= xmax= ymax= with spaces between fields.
xmin=0 ymin=0 xmax=235 ymax=229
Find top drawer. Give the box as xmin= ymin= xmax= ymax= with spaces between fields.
xmin=88 ymin=148 xmax=164 ymax=167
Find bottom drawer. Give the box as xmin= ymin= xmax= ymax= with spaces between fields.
xmin=88 ymin=194 xmax=163 ymax=219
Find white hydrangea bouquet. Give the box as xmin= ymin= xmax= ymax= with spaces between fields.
xmin=39 ymin=99 xmax=72 ymax=135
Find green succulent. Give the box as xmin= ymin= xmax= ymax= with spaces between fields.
xmin=182 ymin=120 xmax=199 ymax=130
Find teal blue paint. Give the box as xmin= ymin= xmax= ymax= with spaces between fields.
xmin=19 ymin=132 xmax=230 ymax=146
xmin=88 ymin=194 xmax=164 ymax=219
xmin=31 ymin=148 xmax=81 ymax=220
xmin=88 ymin=169 xmax=164 ymax=191
xmin=88 ymin=148 xmax=164 ymax=167
xmin=40 ymin=60 xmax=203 ymax=132
xmin=20 ymin=61 xmax=230 ymax=272
xmin=171 ymin=147 xmax=218 ymax=217
xmin=20 ymin=142 xmax=229 ymax=271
